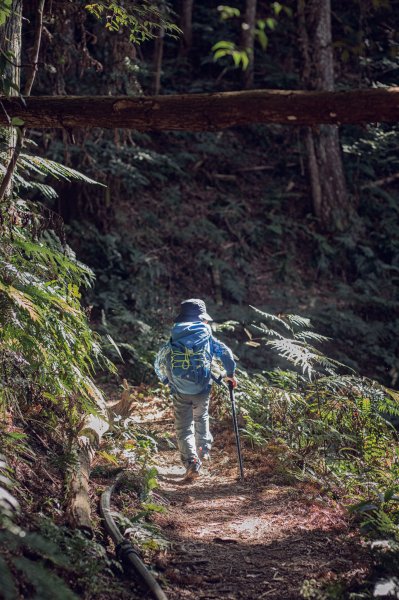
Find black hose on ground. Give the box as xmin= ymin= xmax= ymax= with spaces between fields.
xmin=100 ymin=471 xmax=168 ymax=600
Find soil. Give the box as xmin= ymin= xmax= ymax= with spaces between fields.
xmin=131 ymin=394 xmax=372 ymax=600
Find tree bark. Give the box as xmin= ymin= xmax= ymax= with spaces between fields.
xmin=241 ymin=0 xmax=257 ymax=89
xmin=298 ymin=0 xmax=350 ymax=231
xmin=180 ymin=0 xmax=194 ymax=54
xmin=0 ymin=87 xmax=398 ymax=130
xmin=0 ymin=0 xmax=22 ymax=203
xmin=0 ymin=0 xmax=45 ymax=204
xmin=65 ymin=405 xmax=109 ymax=531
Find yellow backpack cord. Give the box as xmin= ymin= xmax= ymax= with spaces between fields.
xmin=171 ymin=347 xmax=205 ymax=371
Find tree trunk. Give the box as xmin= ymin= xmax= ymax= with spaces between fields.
xmin=0 ymin=0 xmax=22 ymax=203
xmin=66 ymin=438 xmax=96 ymax=532
xmin=0 ymin=0 xmax=46 ymax=204
xmin=298 ymin=0 xmax=350 ymax=231
xmin=241 ymin=0 xmax=257 ymax=89
xmin=153 ymin=25 xmax=164 ymax=95
xmin=0 ymin=87 xmax=398 ymax=129
xmin=180 ymin=0 xmax=194 ymax=55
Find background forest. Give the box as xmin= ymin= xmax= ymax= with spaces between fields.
xmin=1 ymin=1 xmax=399 ymax=599
xmin=27 ymin=0 xmax=399 ymax=386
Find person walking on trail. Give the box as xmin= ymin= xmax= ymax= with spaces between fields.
xmin=154 ymin=299 xmax=237 ymax=481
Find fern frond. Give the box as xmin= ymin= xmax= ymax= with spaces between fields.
xmin=12 ymin=233 xmax=94 ymax=285
xmin=252 ymin=323 xmax=286 ymax=340
xmin=286 ymin=314 xmax=312 ymax=329
xmin=0 ymin=282 xmax=42 ymax=322
xmin=385 ymin=388 xmax=399 ymax=403
xmin=18 ymin=154 xmax=103 ymax=186
xmin=14 ymin=172 xmax=58 ymax=200
xmin=11 ymin=556 xmax=78 ymax=600
xmin=295 ymin=330 xmax=330 ymax=343
xmin=250 ymin=305 xmax=292 ymax=331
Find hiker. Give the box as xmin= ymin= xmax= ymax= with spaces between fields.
xmin=154 ymin=299 xmax=237 ymax=480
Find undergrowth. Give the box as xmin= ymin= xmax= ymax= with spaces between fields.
xmin=212 ymin=307 xmax=399 ymax=598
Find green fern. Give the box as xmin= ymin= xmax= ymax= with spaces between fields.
xmin=0 ymin=556 xmax=18 ymax=600
xmin=0 ymin=134 xmax=114 ymax=422
xmin=11 ymin=557 xmax=78 ymax=600
xmin=231 ymin=308 xmax=399 ymax=504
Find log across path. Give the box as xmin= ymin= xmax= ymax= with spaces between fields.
xmin=1 ymin=87 xmax=399 ymax=130
xmin=133 ymin=395 xmax=372 ymax=600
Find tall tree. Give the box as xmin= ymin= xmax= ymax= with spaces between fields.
xmin=241 ymin=0 xmax=257 ymax=89
xmin=0 ymin=0 xmax=45 ymax=204
xmin=0 ymin=0 xmax=22 ymax=202
xmin=298 ymin=0 xmax=350 ymax=231
xmin=180 ymin=0 xmax=194 ymax=54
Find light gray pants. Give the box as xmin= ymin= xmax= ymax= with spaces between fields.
xmin=172 ymin=390 xmax=213 ymax=467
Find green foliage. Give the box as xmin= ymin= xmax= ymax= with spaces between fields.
xmin=94 ymin=418 xmax=167 ymax=556
xmin=85 ymin=0 xmax=181 ymax=43
xmin=0 ymin=455 xmax=79 ymax=600
xmin=112 ymin=470 xmax=169 ymax=556
xmin=0 ymin=132 xmax=115 ymax=457
xmin=0 ymin=0 xmax=12 ymax=25
xmin=300 ymin=578 xmax=346 ymax=600
xmin=212 ymin=40 xmax=250 ymax=70
xmin=211 ymin=2 xmax=292 ymax=72
xmin=217 ymin=6 xmax=240 ymax=21
xmin=233 ymin=310 xmax=399 ymax=508
xmin=0 ymin=212 xmax=111 ymax=424
xmin=102 ymin=412 xmax=158 ymax=475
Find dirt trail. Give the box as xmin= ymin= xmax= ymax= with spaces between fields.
xmin=137 ymin=398 xmax=371 ymax=600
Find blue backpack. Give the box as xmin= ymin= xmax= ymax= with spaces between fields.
xmin=168 ymin=322 xmax=212 ymax=389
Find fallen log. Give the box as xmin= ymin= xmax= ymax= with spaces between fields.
xmin=65 ymin=381 xmax=133 ymax=531
xmin=1 ymin=87 xmax=399 ymax=130
xmin=65 ymin=407 xmax=109 ymax=531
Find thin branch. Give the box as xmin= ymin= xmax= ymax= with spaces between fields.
xmin=0 ymin=100 xmax=11 ymax=124
xmin=24 ymin=0 xmax=45 ymax=96
xmin=361 ymin=172 xmax=399 ymax=190
xmin=0 ymin=133 xmax=21 ymax=206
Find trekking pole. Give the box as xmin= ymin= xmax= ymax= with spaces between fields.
xmin=227 ymin=381 xmax=244 ymax=480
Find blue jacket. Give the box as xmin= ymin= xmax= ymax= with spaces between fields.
xmin=154 ymin=321 xmax=236 ymax=395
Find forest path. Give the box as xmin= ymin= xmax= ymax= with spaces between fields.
xmin=136 ymin=395 xmax=370 ymax=600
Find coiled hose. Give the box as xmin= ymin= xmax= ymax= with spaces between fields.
xmin=100 ymin=471 xmax=168 ymax=600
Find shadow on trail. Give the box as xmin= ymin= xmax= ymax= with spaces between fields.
xmin=160 ymin=523 xmax=370 ymax=600
xmin=154 ymin=456 xmax=370 ymax=599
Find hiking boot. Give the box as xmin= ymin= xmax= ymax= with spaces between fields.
xmin=184 ymin=458 xmax=201 ymax=480
xmin=199 ymin=447 xmax=211 ymax=461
